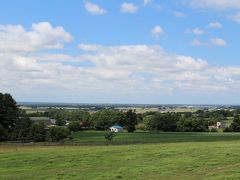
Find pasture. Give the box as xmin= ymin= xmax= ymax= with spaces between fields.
xmin=1 ymin=132 xmax=240 ymax=179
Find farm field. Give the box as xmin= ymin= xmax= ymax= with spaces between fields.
xmin=1 ymin=132 xmax=240 ymax=179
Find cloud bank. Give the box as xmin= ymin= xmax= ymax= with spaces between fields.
xmin=0 ymin=22 xmax=240 ymax=103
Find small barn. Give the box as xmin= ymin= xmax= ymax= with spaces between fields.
xmin=110 ymin=125 xmax=124 ymax=132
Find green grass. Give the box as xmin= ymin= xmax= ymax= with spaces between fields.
xmin=1 ymin=132 xmax=240 ymax=179
xmin=70 ymin=131 xmax=240 ymax=144
xmin=1 ymin=141 xmax=240 ymax=179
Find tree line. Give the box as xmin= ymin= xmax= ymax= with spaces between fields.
xmin=46 ymin=108 xmax=240 ymax=133
xmin=0 ymin=93 xmax=70 ymax=142
xmin=1 ymin=93 xmax=240 ymax=142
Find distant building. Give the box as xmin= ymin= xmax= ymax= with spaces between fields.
xmin=30 ymin=117 xmax=56 ymax=126
xmin=208 ymin=121 xmax=223 ymax=130
xmin=110 ymin=125 xmax=124 ymax=132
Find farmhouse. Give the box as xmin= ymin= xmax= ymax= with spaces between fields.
xmin=110 ymin=125 xmax=124 ymax=132
xmin=208 ymin=122 xmax=223 ymax=130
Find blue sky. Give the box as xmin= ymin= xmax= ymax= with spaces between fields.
xmin=1 ymin=0 xmax=240 ymax=104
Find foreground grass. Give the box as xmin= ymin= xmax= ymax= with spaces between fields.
xmin=1 ymin=141 xmax=240 ymax=179
xmin=1 ymin=132 xmax=240 ymax=179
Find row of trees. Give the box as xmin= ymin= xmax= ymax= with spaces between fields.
xmin=42 ymin=109 xmax=138 ymax=132
xmin=2 ymin=92 xmax=240 ymax=143
xmin=28 ymin=109 xmax=138 ymax=133
xmin=0 ymin=93 xmax=70 ymax=142
xmin=51 ymin=109 xmax=238 ymax=133
xmin=136 ymin=113 xmax=210 ymax=132
xmin=30 ymin=106 xmax=240 ymax=133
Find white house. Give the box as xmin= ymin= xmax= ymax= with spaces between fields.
xmin=208 ymin=121 xmax=222 ymax=130
xmin=110 ymin=125 xmax=124 ymax=132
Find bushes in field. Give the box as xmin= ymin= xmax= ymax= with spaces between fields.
xmin=151 ymin=113 xmax=178 ymax=131
xmin=68 ymin=121 xmax=81 ymax=132
xmin=48 ymin=126 xmax=71 ymax=142
xmin=177 ymin=117 xmax=209 ymax=132
xmin=104 ymin=131 xmax=116 ymax=142
xmin=137 ymin=113 xmax=210 ymax=132
xmin=29 ymin=123 xmax=46 ymax=142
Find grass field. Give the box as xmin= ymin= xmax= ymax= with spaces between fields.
xmin=70 ymin=131 xmax=240 ymax=144
xmin=1 ymin=132 xmax=240 ymax=179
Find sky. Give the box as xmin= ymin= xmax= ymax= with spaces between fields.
xmin=1 ymin=0 xmax=240 ymax=104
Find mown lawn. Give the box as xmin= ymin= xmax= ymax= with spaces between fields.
xmin=70 ymin=131 xmax=240 ymax=144
xmin=1 ymin=139 xmax=240 ymax=179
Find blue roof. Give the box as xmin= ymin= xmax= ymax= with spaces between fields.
xmin=111 ymin=125 xmax=123 ymax=129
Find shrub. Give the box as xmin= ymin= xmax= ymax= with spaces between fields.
xmin=0 ymin=124 xmax=8 ymax=141
xmin=135 ymin=123 xmax=147 ymax=131
xmin=48 ymin=126 xmax=71 ymax=142
xmin=104 ymin=131 xmax=115 ymax=142
xmin=29 ymin=123 xmax=46 ymax=142
xmin=68 ymin=121 xmax=81 ymax=132
xmin=230 ymin=115 xmax=240 ymax=132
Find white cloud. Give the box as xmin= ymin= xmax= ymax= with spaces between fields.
xmin=1 ymin=22 xmax=240 ymax=103
xmin=171 ymin=11 xmax=186 ymax=17
xmin=186 ymin=0 xmax=240 ymax=10
xmin=211 ymin=37 xmax=227 ymax=46
xmin=84 ymin=2 xmax=106 ymax=15
xmin=151 ymin=25 xmax=163 ymax=38
xmin=191 ymin=39 xmax=204 ymax=46
xmin=187 ymin=28 xmax=205 ymax=35
xmin=0 ymin=22 xmax=73 ymax=52
xmin=121 ymin=2 xmax=139 ymax=13
xmin=228 ymin=12 xmax=240 ymax=23
xmin=143 ymin=0 xmax=152 ymax=6
xmin=192 ymin=38 xmax=227 ymax=47
xmin=208 ymin=22 xmax=223 ymax=28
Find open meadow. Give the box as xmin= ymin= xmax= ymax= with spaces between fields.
xmin=1 ymin=132 xmax=240 ymax=179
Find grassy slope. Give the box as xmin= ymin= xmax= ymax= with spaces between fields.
xmin=1 ymin=132 xmax=240 ymax=179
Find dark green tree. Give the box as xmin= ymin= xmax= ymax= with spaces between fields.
xmin=0 ymin=124 xmax=7 ymax=141
xmin=29 ymin=123 xmax=46 ymax=142
xmin=48 ymin=126 xmax=71 ymax=142
xmin=68 ymin=121 xmax=81 ymax=132
xmin=0 ymin=93 xmax=20 ymax=133
xmin=230 ymin=115 xmax=240 ymax=132
xmin=151 ymin=113 xmax=178 ymax=132
xmin=124 ymin=110 xmax=138 ymax=132
xmin=13 ymin=116 xmax=32 ymax=142
xmin=177 ymin=117 xmax=208 ymax=132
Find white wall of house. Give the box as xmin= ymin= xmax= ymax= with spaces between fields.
xmin=110 ymin=127 xmax=123 ymax=132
